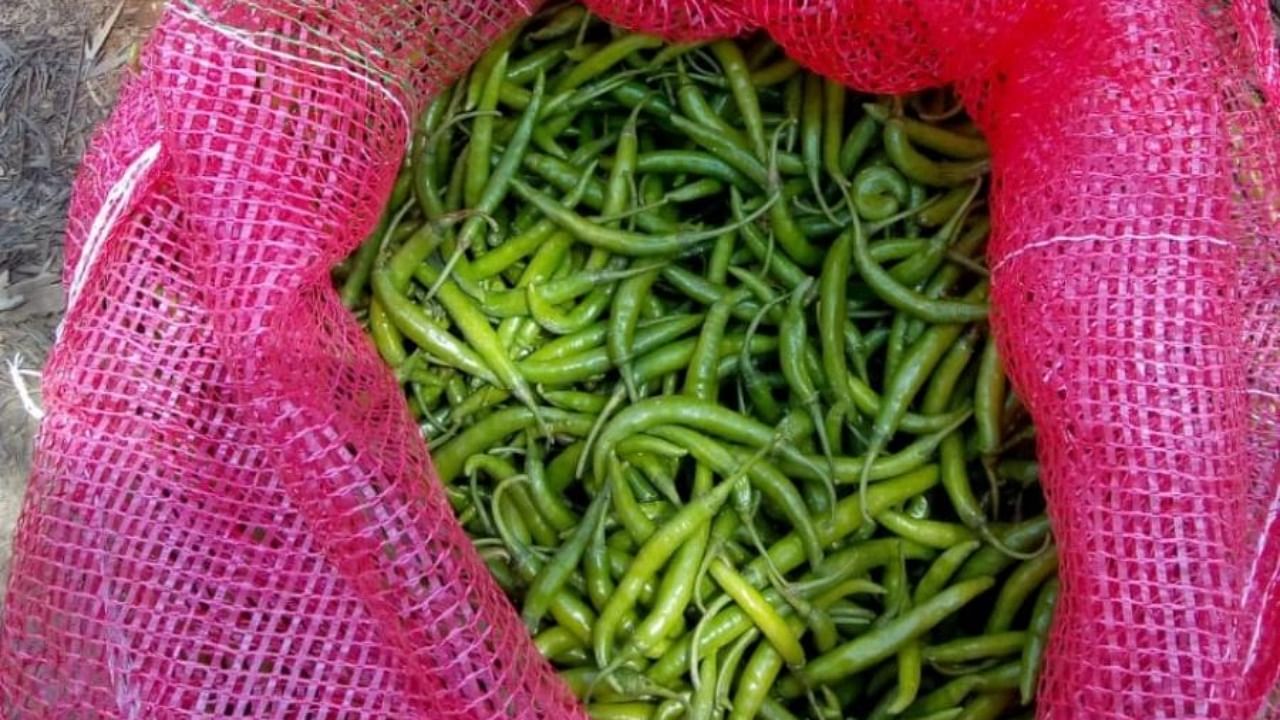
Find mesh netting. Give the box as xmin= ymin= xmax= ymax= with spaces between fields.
xmin=578 ymin=0 xmax=745 ymax=40
xmin=2 ymin=0 xmax=1278 ymax=718
xmin=1 ymin=1 xmax=583 ymax=718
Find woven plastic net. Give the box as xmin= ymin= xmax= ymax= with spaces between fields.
xmin=1 ymin=0 xmax=1277 ymax=718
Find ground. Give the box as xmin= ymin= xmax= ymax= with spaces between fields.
xmin=0 ymin=0 xmax=162 ymax=598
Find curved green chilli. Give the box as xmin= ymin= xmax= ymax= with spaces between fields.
xmin=710 ymin=40 xmax=768 ymax=160
xmin=915 ymin=541 xmax=982 ymax=605
xmin=919 ymin=185 xmax=976 ymax=227
xmin=636 ymin=150 xmax=755 ymax=190
xmin=521 ymin=481 xmax=611 ymax=631
xmin=457 ymin=72 xmax=547 ymax=254
xmin=648 ymin=536 xmax=936 ymax=688
xmin=779 ymin=278 xmax=837 ymax=511
xmin=728 ymin=638 xmax=789 ymax=720
xmin=863 ymin=103 xmax=990 ymax=159
xmin=889 ymin=632 xmax=924 ymax=714
xmin=853 ymin=165 xmax=910 ymax=221
xmin=941 ymin=429 xmax=1047 ymax=560
xmin=749 ymin=57 xmax=800 ymax=86
xmin=883 ymin=118 xmax=990 ymax=187
xmin=1019 ymin=578 xmax=1059 ymax=704
xmin=584 ymin=496 xmax=617 ymax=612
xmin=464 ymin=49 xmax=509 ymax=208
xmin=924 ymin=631 xmax=1027 ymax=665
xmin=650 ymin=432 xmax=825 ymax=572
xmin=887 ymin=180 xmax=980 ymax=287
xmin=850 ymin=219 xmax=990 ymax=324
xmin=627 ymin=280 xmax=732 ymax=659
xmin=590 ymin=396 xmax=827 ymax=491
xmin=510 ymin=177 xmax=776 ymax=257
xmin=689 ymin=646 xmax=718 ymax=719
xmin=740 ymin=467 xmax=942 ymax=589
xmin=523 ymin=432 xmax=578 ymax=532
xmin=716 ymin=628 xmax=761 ymax=710
xmin=433 ymin=407 xmax=595 ymax=483
xmin=593 ymin=470 xmax=744 ymax=666
xmin=819 ymin=230 xmax=858 ymax=416
xmin=731 ymin=191 xmax=809 ymax=291
xmin=956 ymin=690 xmax=1017 ymax=720
xmin=779 ymin=576 xmax=995 ymax=694
xmin=368 ymin=299 xmax=408 ymax=367
xmin=839 ymin=114 xmax=880 ymax=176
xmin=856 ymin=281 xmax=988 ymax=520
xmin=518 ymin=314 xmax=704 ymax=386
xmin=986 ymin=546 xmax=1060 ymax=633
xmin=675 ymin=58 xmax=752 ymax=151
xmin=627 ymin=469 xmax=710 ymax=658
xmin=974 ymin=337 xmax=1006 ymax=456
xmin=955 ymin=516 xmax=1052 ymax=582
xmin=710 ymin=557 xmax=806 ymax=669
xmin=845 ymin=372 xmax=973 ymax=436
xmin=371 ymin=273 xmax=498 ymax=386
xmin=609 ymin=455 xmax=657 ymax=545
xmin=505 ymin=39 xmax=571 ymax=85
xmin=877 ymin=510 xmax=976 ymax=550
xmin=685 ymin=289 xmax=749 ymax=401
xmin=822 ymin=79 xmax=847 ymax=183
xmin=609 ymin=266 xmax=664 ymax=401
xmin=533 ymin=625 xmax=587 ymax=664
xmin=922 ymin=327 xmax=982 ymax=415
xmin=909 ymin=662 xmax=1021 ymax=716
xmin=801 ymin=72 xmax=838 ymax=222
xmin=554 ymin=33 xmax=663 ymax=94
xmin=411 ymin=263 xmax=544 ymax=428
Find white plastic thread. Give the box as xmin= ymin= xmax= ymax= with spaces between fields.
xmin=7 ymin=355 xmax=45 ymax=422
xmin=990 ymin=232 xmax=1231 ymax=275
xmin=66 ymin=141 xmax=164 ymax=316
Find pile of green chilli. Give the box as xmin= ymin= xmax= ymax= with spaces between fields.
xmin=336 ymin=5 xmax=1056 ymax=719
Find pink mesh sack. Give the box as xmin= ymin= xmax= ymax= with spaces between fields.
xmin=2 ymin=1 xmax=1277 ymax=719
xmin=0 ymin=1 xmax=582 ymax=718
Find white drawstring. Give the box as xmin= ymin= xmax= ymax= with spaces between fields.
xmin=991 ymin=232 xmax=1230 ymax=275
xmin=7 ymin=355 xmax=44 ymax=422
xmin=66 ymin=141 xmax=164 ymax=317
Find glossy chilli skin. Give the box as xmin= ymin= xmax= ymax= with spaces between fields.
xmin=338 ymin=7 xmax=1053 ymax=718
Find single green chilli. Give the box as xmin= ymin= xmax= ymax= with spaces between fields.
xmin=780 ymin=577 xmax=996 ymax=694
